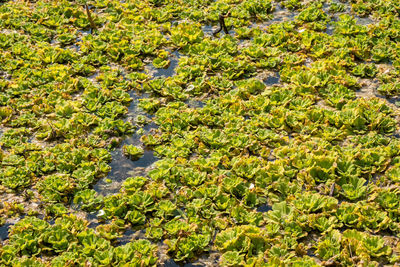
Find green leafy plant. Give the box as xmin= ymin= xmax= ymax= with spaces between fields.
xmin=123 ymin=145 xmax=144 ymax=161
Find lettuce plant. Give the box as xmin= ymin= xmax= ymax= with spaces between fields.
xmin=122 ymin=145 xmax=144 ymax=161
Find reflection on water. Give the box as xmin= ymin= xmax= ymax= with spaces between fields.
xmin=163 ymin=259 xmax=180 ymax=267
xmin=93 ymin=83 xmax=159 ymax=196
xmin=116 ymin=228 xmax=147 ymax=246
xmin=186 ymin=99 xmax=205 ymax=109
xmin=202 ymin=25 xmax=214 ymax=37
xmin=93 ymin=88 xmax=159 ymax=196
xmin=162 ymin=258 xmax=216 ymax=267
xmin=147 ymin=50 xmax=181 ymax=78
xmin=93 ymin=139 xmax=158 ymax=196
xmin=356 ymin=16 xmax=374 ymax=25
xmin=325 ymin=23 xmax=334 ymax=35
xmin=264 ymin=73 xmax=280 ymax=85
xmin=0 ymin=223 xmax=10 ymax=241
xmin=94 ymin=50 xmax=185 ymax=196
xmin=154 ymin=56 xmax=179 ymax=78
xmin=256 ymin=204 xmax=272 ymax=213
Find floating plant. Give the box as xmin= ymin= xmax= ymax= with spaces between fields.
xmin=1 ymin=0 xmax=400 ymax=265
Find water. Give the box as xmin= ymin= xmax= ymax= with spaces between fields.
xmin=0 ymin=215 xmax=27 ymax=242
xmin=116 ymin=228 xmax=146 ymax=246
xmin=304 ymin=58 xmax=313 ymax=67
xmin=186 ymin=99 xmax=205 ymax=109
xmin=325 ymin=23 xmax=334 ymax=35
xmin=88 ymin=70 xmax=100 ymax=81
xmin=86 ymin=212 xmax=100 ymax=229
xmin=77 ymin=29 xmax=92 ymax=36
xmin=93 ymin=142 xmax=158 ymax=195
xmin=162 ymin=258 xmax=214 ymax=267
xmin=202 ymin=25 xmax=214 ymax=37
xmin=93 ymin=74 xmax=161 ymax=196
xmin=323 ymin=0 xmax=351 ymax=17
xmin=153 ymin=56 xmax=179 ymax=78
xmin=383 ymin=96 xmax=400 ymax=106
xmin=256 ymin=204 xmax=272 ymax=212
xmin=0 ymin=223 xmax=11 ymax=241
xmin=149 ymin=50 xmax=181 ymax=78
xmin=264 ymin=72 xmax=280 ymax=86
xmin=116 ymin=228 xmax=135 ymax=245
xmin=163 ymin=259 xmax=180 ymax=267
xmin=68 ymin=44 xmax=80 ymax=52
xmin=0 ymin=70 xmax=11 ymax=80
xmin=307 ymin=249 xmax=317 ymax=257
xmin=93 ymin=50 xmax=183 ymax=196
xmin=357 ymin=16 xmax=374 ymax=26
xmin=202 ymin=21 xmax=237 ymax=37
xmin=23 ymin=1 xmax=399 ymax=265
xmin=269 ymin=4 xmax=298 ymax=25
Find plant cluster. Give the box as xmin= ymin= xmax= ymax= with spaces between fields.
xmin=0 ymin=215 xmax=157 ymax=266
xmin=1 ymin=0 xmax=400 ymax=266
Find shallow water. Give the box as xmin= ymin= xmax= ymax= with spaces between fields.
xmin=93 ymin=48 xmax=184 ymax=197
xmin=116 ymin=228 xmax=146 ymax=246
xmin=252 ymin=4 xmax=297 ymax=29
xmin=356 ymin=16 xmax=374 ymax=26
xmin=256 ymin=204 xmax=272 ymax=212
xmin=325 ymin=23 xmax=334 ymax=35
xmin=153 ymin=51 xmax=180 ymax=78
xmin=264 ymin=72 xmax=280 ymax=85
xmin=163 ymin=260 xmax=204 ymax=267
xmin=162 ymin=254 xmax=220 ymax=267
xmin=93 ymin=139 xmax=158 ymax=196
xmin=146 ymin=50 xmax=180 ymax=78
xmin=0 ymin=223 xmax=10 ymax=240
xmin=90 ymin=54 xmax=173 ymax=197
xmin=202 ymin=25 xmax=214 ymax=37
xmin=186 ymin=99 xmax=206 ymax=109
xmin=93 ymin=91 xmax=159 ymax=195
